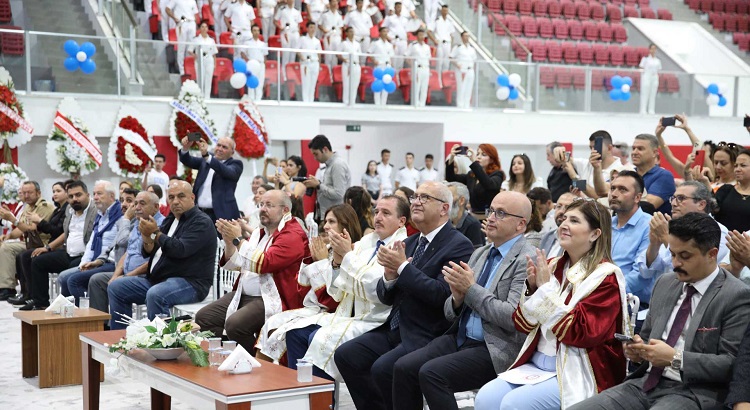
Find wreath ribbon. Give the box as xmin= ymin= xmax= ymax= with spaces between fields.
xmin=0 ymin=102 xmax=33 ymax=134
xmin=113 ymin=127 xmax=157 ymax=160
xmin=235 ymin=108 xmax=269 ymax=156
xmin=53 ymin=111 xmax=102 ymax=166
xmin=170 ymin=100 xmax=217 ymax=144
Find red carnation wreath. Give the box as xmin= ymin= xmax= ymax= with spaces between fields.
xmin=228 ymin=96 xmax=269 ymax=160
xmin=0 ymin=67 xmax=33 ymax=150
xmin=108 ymin=107 xmax=157 ymax=179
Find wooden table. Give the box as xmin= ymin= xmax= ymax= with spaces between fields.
xmin=13 ymin=308 xmax=110 ymax=388
xmin=80 ymin=330 xmax=335 ymax=410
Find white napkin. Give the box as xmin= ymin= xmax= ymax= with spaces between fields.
xmin=45 ymin=294 xmax=76 ymax=313
xmin=217 ymin=345 xmax=262 ymax=371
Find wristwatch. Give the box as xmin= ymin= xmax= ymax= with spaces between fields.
xmin=149 ymin=232 xmax=158 ymax=241
xmin=670 ymin=349 xmax=683 ymax=371
xmin=232 ymin=236 xmax=243 ymax=247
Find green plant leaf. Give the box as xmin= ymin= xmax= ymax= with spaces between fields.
xmin=186 ymin=347 xmax=210 ymax=367
xmin=168 ymin=319 xmax=178 ymax=333
xmin=144 ymin=325 xmax=157 ymax=333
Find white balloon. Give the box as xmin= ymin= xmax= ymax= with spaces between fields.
xmin=247 ymin=59 xmax=262 ymax=76
xmin=508 ymin=73 xmax=522 ymax=88
xmin=496 ymin=86 xmax=510 ymax=101
xmin=382 ymin=74 xmax=393 ymax=84
xmin=718 ymin=82 xmax=729 ymax=95
xmin=706 ymin=94 xmax=720 ymax=106
xmin=229 ymin=72 xmax=247 ymax=89
xmin=621 ymin=84 xmax=630 ymax=93
xmin=76 ymin=51 xmax=87 ymax=62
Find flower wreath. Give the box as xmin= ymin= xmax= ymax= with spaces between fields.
xmin=0 ymin=162 xmax=28 ymax=204
xmin=46 ymin=97 xmax=101 ymax=177
xmin=169 ymin=80 xmax=217 ymax=180
xmin=108 ymin=106 xmax=157 ymax=179
xmin=226 ymin=96 xmax=269 ymax=160
xmin=0 ymin=67 xmax=33 ymax=149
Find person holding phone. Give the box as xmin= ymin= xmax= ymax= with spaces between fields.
xmin=639 ymin=43 xmax=662 ymax=115
xmin=446 ymin=143 xmax=505 ymax=220
xmin=688 ymin=142 xmax=740 ymax=193
xmin=654 ymin=114 xmax=706 ymax=178
xmin=714 ymin=149 xmax=750 ymax=233
xmin=275 ymin=155 xmax=308 ymax=198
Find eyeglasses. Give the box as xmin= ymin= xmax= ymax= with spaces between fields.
xmin=669 ymin=195 xmax=697 ymax=204
xmin=258 ymin=202 xmax=282 ymax=209
xmin=409 ymin=194 xmax=446 ymax=204
xmin=485 ymin=207 xmax=525 ymax=220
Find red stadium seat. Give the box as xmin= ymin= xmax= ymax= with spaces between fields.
xmin=514 ymin=39 xmax=531 ymax=60
xmin=168 ymin=28 xmax=177 ymax=43
xmin=285 ymin=62 xmax=302 ymax=99
xmin=657 ymin=8 xmax=673 ymax=20
xmin=612 ymin=23 xmax=628 ymax=43
xmin=640 ymin=7 xmax=657 ymax=18
xmin=737 ymin=34 xmax=750 ymax=52
xmin=553 ymin=18 xmax=568 ymax=39
xmin=637 ymin=46 xmax=650 ymax=60
xmin=738 ymin=0 xmax=748 ymax=13
xmin=539 ymin=17 xmax=554 ymax=38
xmin=624 ymin=5 xmax=639 ymax=17
xmin=563 ymin=41 xmax=579 ymax=63
xmin=568 ymin=20 xmax=583 ymax=40
xmin=201 ymin=4 xmax=214 ymax=26
xmin=592 ymin=69 xmax=606 ymax=90
xmin=624 ymin=0 xmax=637 ymax=6
xmin=183 ymin=55 xmax=197 ymax=81
xmin=219 ymin=31 xmax=234 ymax=56
xmin=332 ymin=65 xmax=343 ymax=101
xmin=519 ymin=0 xmax=534 ymax=15
xmin=523 ymin=16 xmax=539 ymax=37
xmin=598 ymin=21 xmax=613 ymax=42
xmin=687 ymin=0 xmax=700 ymax=10
xmin=212 ymin=57 xmax=233 ymax=96
xmin=555 ymin=67 xmax=573 ymax=88
xmin=547 ymin=40 xmax=562 ymax=62
xmin=442 ymin=71 xmax=457 ymax=105
xmin=0 ymin=0 xmax=12 ymax=24
xmin=715 ymin=0 xmax=727 ymax=12
xmin=577 ymin=2 xmax=591 ymax=20
xmin=666 ymin=73 xmax=680 ymax=93
xmin=572 ymin=67 xmax=586 ymax=89
xmin=548 ymin=0 xmax=562 ymax=17
xmin=533 ymin=0 xmax=548 ymax=16
xmin=541 ymin=66 xmax=556 ymax=88
xmin=562 ymin=0 xmax=577 ymax=18
xmin=609 ymin=45 xmax=624 ymax=65
xmin=358 ymin=66 xmax=373 ymax=101
xmin=624 ymin=46 xmax=640 ymax=66
xmin=488 ymin=0 xmax=503 ymax=11
xmin=607 ymin=5 xmax=622 ymax=22
xmin=0 ymin=26 xmax=23 ymax=56
xmin=504 ymin=0 xmax=520 ymax=13
xmin=739 ymin=15 xmax=749 ymax=33
xmin=726 ymin=0 xmax=737 ymax=13
xmin=578 ymin=43 xmax=594 ymax=64
xmin=725 ymin=14 xmax=739 ymax=32
xmin=265 ymin=60 xmax=278 ymax=97
xmin=590 ymin=2 xmax=605 ymax=20
xmin=506 ymin=15 xmax=523 ymax=36
xmin=583 ymin=20 xmax=599 ymax=41
xmin=268 ymin=35 xmax=281 ymax=48
xmin=427 ymin=70 xmax=440 ymax=105
xmin=398 ymin=69 xmax=411 ymax=103
xmin=700 ymin=0 xmax=712 ymax=13
xmin=593 ymin=44 xmax=609 ymax=65
xmin=531 ymin=40 xmax=548 ymax=62
xmin=315 ymin=64 xmax=331 ymax=100
xmin=637 ymin=0 xmax=651 ymax=6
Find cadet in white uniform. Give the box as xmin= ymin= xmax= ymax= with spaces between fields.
xmin=408 ymin=29 xmax=431 ymax=107
xmin=319 ymin=0 xmax=344 ymax=69
xmin=298 ymin=21 xmax=322 ymax=102
xmin=343 ymin=0 xmax=373 ymax=64
xmin=382 ymin=3 xmax=411 ymax=70
xmin=225 ymin=0 xmax=255 ymax=43
xmin=210 ymin=0 xmax=230 ymax=41
xmin=376 ymin=149 xmax=395 ymax=195
xmin=305 ymin=0 xmax=327 ymax=24
xmin=430 ymin=5 xmax=455 ymax=85
xmin=339 ymin=26 xmax=362 ymax=105
xmin=386 ymin=0 xmax=417 ymax=16
xmin=166 ymin=0 xmax=199 ymax=75
xmin=244 ymin=25 xmax=268 ymax=101
xmin=276 ymin=0 xmax=303 ymax=78
xmin=259 ymin=0 xmax=278 ymax=42
xmin=450 ymin=31 xmax=476 ymax=109
xmin=418 ymin=154 xmax=439 ymax=185
xmin=160 ymin=0 xmax=176 ymax=43
xmin=368 ymin=27 xmax=395 ymax=106
xmin=423 ymin=0 xmax=440 ymax=30
xmin=395 ymin=152 xmax=421 ymax=191
xmin=639 ymin=43 xmax=662 ymax=115
xmin=189 ymin=21 xmax=219 ymax=97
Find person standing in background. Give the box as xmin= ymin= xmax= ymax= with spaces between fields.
xmin=142 ymin=154 xmax=169 ymax=205
xmin=339 ymin=26 xmax=362 ymax=105
xmin=451 ymin=31 xmax=476 ymax=109
xmin=319 ymin=0 xmax=344 ymax=70
xmin=363 ymin=160 xmax=382 ymax=200
xmin=298 ymin=21 xmax=322 ymax=103
xmin=189 ymin=20 xmax=218 ymax=97
xmin=259 ymin=0 xmax=278 ymax=42
xmin=276 ymin=0 xmax=303 ymax=79
xmin=429 ymin=5 xmax=454 ymax=87
xmin=166 ymin=0 xmax=198 ymax=76
xmin=409 ymin=29 xmax=432 ymax=107
xmin=243 ymin=25 xmax=268 ymax=102
xmin=395 ymin=152 xmax=420 ymax=191
xmin=639 ymin=44 xmax=661 ymax=115
xmin=419 ymin=154 xmax=439 ymax=186
xmin=303 ymin=135 xmax=351 ymax=221
xmin=377 ymin=149 xmax=395 ymax=196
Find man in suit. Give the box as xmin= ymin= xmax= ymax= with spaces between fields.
xmin=179 ymin=136 xmax=243 ymax=224
xmin=538 ymin=192 xmax=575 ymax=258
xmin=334 ymin=181 xmax=474 ymax=410
xmin=392 ymin=191 xmax=536 ymax=410
xmin=571 ymin=212 xmax=750 ymax=410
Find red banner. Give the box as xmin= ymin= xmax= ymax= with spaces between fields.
xmin=53 ymin=111 xmax=102 ymax=166
xmin=0 ymin=102 xmax=33 ymax=134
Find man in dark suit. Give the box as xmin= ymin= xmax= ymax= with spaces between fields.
xmin=571 ymin=212 xmax=750 ymax=410
xmin=392 ymin=191 xmax=536 ymax=410
xmin=179 ymin=136 xmax=243 ymax=224
xmin=334 ymin=181 xmax=474 ymax=410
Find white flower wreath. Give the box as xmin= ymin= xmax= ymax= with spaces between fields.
xmin=169 ymin=80 xmax=217 ymax=177
xmin=0 ymin=67 xmax=33 ymax=149
xmin=0 ymin=163 xmax=28 ymax=204
xmin=46 ymin=97 xmax=101 ymax=177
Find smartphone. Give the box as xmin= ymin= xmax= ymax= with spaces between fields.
xmin=614 ymin=333 xmax=634 ymax=343
xmin=744 ymin=116 xmax=750 ymax=127
xmin=594 ymin=136 xmax=604 ymax=157
xmin=661 ymin=117 xmax=676 ymax=127
xmin=457 ymin=146 xmax=469 ymax=155
xmin=694 ymin=150 xmax=706 ymax=171
xmin=564 ymin=151 xmax=571 ymax=162
xmin=292 ymin=176 xmax=308 ymax=182
xmin=572 ymin=179 xmax=587 ymax=191
xmin=187 ymin=132 xmax=202 ymax=142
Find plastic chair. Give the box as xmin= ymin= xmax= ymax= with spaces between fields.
xmin=441 ymin=71 xmax=457 ymax=105
xmin=285 ymin=62 xmax=302 ymax=100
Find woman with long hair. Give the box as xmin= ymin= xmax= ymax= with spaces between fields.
xmin=714 ymin=149 xmax=750 ymax=233
xmin=345 ymin=186 xmax=374 ymax=236
xmin=689 ymin=142 xmax=739 ymax=193
xmin=474 ymin=199 xmax=628 ymax=410
xmin=524 ymin=199 xmax=544 ymax=248
xmin=446 ymin=143 xmax=505 ymax=219
xmin=503 ymin=154 xmax=544 ymax=194
xmin=362 ymin=160 xmax=382 ymax=200
xmin=277 ymin=155 xmax=309 ymax=198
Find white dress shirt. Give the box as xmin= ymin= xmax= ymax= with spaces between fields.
xmin=170 ymin=0 xmax=198 ymax=21
xmin=339 ymin=38 xmax=362 ymax=62
xmin=382 ymin=13 xmax=410 ymax=41
xmin=433 ymin=16 xmax=455 ymax=42
xmin=245 ymin=38 xmax=269 ymax=62
xmin=450 ymin=44 xmax=477 ymax=71
xmin=409 ymin=41 xmax=431 ymax=67
xmin=66 ymin=205 xmax=90 ymax=257
xmin=368 ymin=39 xmax=395 ymax=66
xmin=396 ymin=166 xmax=421 ymax=191
xmin=259 ymin=0 xmax=278 ymax=18
xmin=343 ymin=10 xmax=372 ymax=38
xmin=224 ymin=1 xmax=256 ymax=32
xmin=418 ymin=167 xmax=439 ymax=184
xmin=639 ymin=55 xmax=662 ymax=75
xmin=319 ymin=9 xmax=344 ymax=38
xmin=150 ymin=218 xmax=180 ymax=274
xmin=299 ymin=35 xmax=322 ymax=62
xmin=276 ymin=6 xmax=303 ymax=33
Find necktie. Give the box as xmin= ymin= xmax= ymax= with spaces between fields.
xmin=389 ymin=236 xmax=429 ymax=330
xmin=369 ymin=240 xmax=385 ymax=263
xmin=457 ymin=247 xmax=501 ymax=346
xmin=642 ymin=285 xmax=697 ymax=392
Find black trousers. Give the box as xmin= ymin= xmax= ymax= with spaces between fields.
xmin=29 ymin=250 xmax=81 ymax=305
xmin=393 ymin=334 xmax=497 ymax=410
xmin=334 ymin=324 xmax=405 ymax=410
xmin=16 ymin=249 xmax=33 ymax=295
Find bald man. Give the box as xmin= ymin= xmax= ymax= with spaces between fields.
xmin=391 ymin=191 xmax=536 ymax=410
xmin=179 ymin=136 xmax=244 ymax=225
xmin=108 ymin=181 xmax=217 ymax=329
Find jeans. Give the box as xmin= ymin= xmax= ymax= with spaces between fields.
xmin=66 ymin=263 xmax=115 ymax=305
xmin=58 ymin=266 xmax=80 ymax=297
xmin=108 ymin=276 xmax=199 ymax=329
xmin=474 ymin=352 xmax=560 ymax=410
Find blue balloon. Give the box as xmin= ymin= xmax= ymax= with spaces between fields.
xmin=707 ymin=83 xmax=719 ymax=95
xmin=718 ymin=96 xmax=727 ymax=107
xmin=371 ymin=80 xmax=384 ymax=93
xmin=246 ymin=74 xmax=259 ymax=89
xmin=621 ymin=91 xmax=631 ymax=101
xmin=384 ymin=81 xmax=397 ymax=93
xmin=623 ymin=76 xmax=633 ymax=87
xmin=508 ymin=88 xmax=519 ymax=100
xmin=609 ymin=89 xmax=622 ymax=101
xmin=384 ymin=67 xmax=396 ymax=78
xmin=63 ymin=57 xmax=79 ymax=72
xmin=610 ymin=75 xmax=624 ymax=89
xmin=233 ymin=59 xmax=247 ymax=73
xmin=80 ymin=42 xmax=96 ymax=58
xmin=373 ymin=67 xmax=385 ymax=80
xmin=496 ymin=74 xmax=509 ymax=87
xmin=63 ymin=40 xmax=79 ymax=56
xmin=508 ymin=84 xmax=515 ymax=91
xmin=80 ymin=59 xmax=96 ymax=74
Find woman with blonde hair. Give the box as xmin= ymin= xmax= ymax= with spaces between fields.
xmin=474 ymin=199 xmax=628 ymax=410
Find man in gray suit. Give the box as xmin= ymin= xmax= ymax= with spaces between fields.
xmin=571 ymin=212 xmax=750 ymax=410
xmin=392 ymin=191 xmax=536 ymax=410
xmin=539 ymin=192 xmax=575 ymax=257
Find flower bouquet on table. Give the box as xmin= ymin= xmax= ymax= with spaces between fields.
xmin=226 ymin=96 xmax=270 ymax=160
xmin=46 ymin=97 xmax=101 ymax=178
xmin=169 ymin=80 xmax=217 ymax=180
xmin=108 ymin=316 xmax=214 ymax=367
xmin=0 ymin=67 xmax=33 ymax=150
xmin=108 ymin=105 xmax=157 ymax=179
xmin=0 ymin=162 xmax=27 ymax=204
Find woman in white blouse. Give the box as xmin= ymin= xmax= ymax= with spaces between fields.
xmin=189 ymin=20 xmax=219 ymax=97
xmin=639 ymin=44 xmax=662 ymax=115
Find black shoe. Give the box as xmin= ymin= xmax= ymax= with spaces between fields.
xmin=0 ymin=288 xmax=15 ymax=301
xmin=19 ymin=301 xmax=49 ymax=311
xmin=8 ymin=294 xmax=29 ymax=305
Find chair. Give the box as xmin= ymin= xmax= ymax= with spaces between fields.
xmin=201 ymin=4 xmax=215 ymax=26
xmin=522 ymin=16 xmax=539 ymax=37
xmin=332 ymin=64 xmax=343 ymax=101
xmin=590 ymin=2 xmax=605 ymax=19
xmin=547 ymin=40 xmax=563 ymax=62
xmin=540 ymin=66 xmax=556 ymax=88
xmin=506 ymin=15 xmax=523 ymax=36
xmin=183 ymin=55 xmax=197 ymax=82
xmin=657 ymin=8 xmax=673 ymax=20
xmin=640 ymin=7 xmax=657 ymax=18
xmin=358 ymin=65 xmax=374 ymax=101
xmin=316 ymin=64 xmax=332 ymax=100
xmin=427 ymin=70 xmax=440 ymax=105
xmin=268 ymin=35 xmax=282 ymax=49
xmin=532 ymin=41 xmax=548 ymax=62
xmin=700 ymin=0 xmax=713 ymax=12
xmin=725 ymin=14 xmax=738 ymax=32
xmin=739 ymin=0 xmax=749 ymax=13
xmin=563 ymin=41 xmax=579 ymax=63
xmin=624 ymin=46 xmax=641 ymax=66
xmin=609 ymin=45 xmax=624 ymax=65
xmin=519 ymin=0 xmax=534 ymax=15
xmin=0 ymin=0 xmax=11 ymax=24
xmin=488 ymin=0 xmax=503 ymax=11
xmin=739 ymin=16 xmax=749 ymax=33
xmin=555 ymin=67 xmax=573 ymax=88
xmin=568 ymin=20 xmax=583 ymax=40
xmin=285 ymin=62 xmax=302 ymax=100
xmin=623 ymin=5 xmax=639 ymax=17
xmin=514 ymin=39 xmax=531 ymax=60
xmin=607 ymin=5 xmax=623 ymax=22
xmin=562 ymin=0 xmax=577 ymax=18
xmin=593 ymin=44 xmax=609 ymax=65
xmin=219 ymin=31 xmax=234 ymax=56
xmin=441 ymin=71 xmax=457 ymax=105
xmin=577 ymin=2 xmax=591 ymax=19
xmin=726 ymin=0 xmax=738 ymax=12
xmin=538 ymin=17 xmax=554 ymax=38
xmin=264 ymin=59 xmax=278 ymax=98
xmin=583 ymin=20 xmax=599 ymax=41
xmin=592 ymin=69 xmax=606 ymax=90
xmin=504 ymin=0 xmax=520 ymax=13
xmin=665 ymin=74 xmax=680 ymax=93
xmin=571 ymin=67 xmax=586 ymax=89
xmin=553 ymin=18 xmax=568 ymax=39
xmin=548 ymin=0 xmax=562 ymax=17
xmin=578 ymin=43 xmax=594 ymax=65
xmin=533 ymin=0 xmax=548 ymax=15
xmin=598 ymin=21 xmax=613 ymax=42
xmin=612 ymin=23 xmax=628 ymax=43
xmin=0 ymin=26 xmax=23 ymax=56
xmin=687 ymin=0 xmax=701 ymax=10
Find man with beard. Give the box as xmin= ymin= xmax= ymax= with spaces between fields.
xmin=445 ymin=182 xmax=484 ymax=248
xmin=609 ymin=170 xmax=653 ymax=304
xmin=22 ymin=181 xmax=97 ymax=310
xmin=538 ymin=192 xmax=576 ymax=258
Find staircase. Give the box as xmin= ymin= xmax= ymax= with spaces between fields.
xmin=133 ymin=39 xmax=180 ymax=97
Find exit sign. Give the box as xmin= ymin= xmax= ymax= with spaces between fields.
xmin=346 ymin=125 xmax=361 ymax=132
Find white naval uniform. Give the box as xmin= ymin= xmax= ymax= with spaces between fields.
xmin=276 ymin=5 xmax=303 ymax=77
xmin=318 ymin=9 xmax=344 ymax=69
xmin=225 ymin=0 xmax=255 ymax=39
xmin=382 ymin=13 xmax=410 ymax=70
xmin=450 ymin=43 xmax=476 ymax=108
xmin=298 ymin=35 xmax=322 ymax=102
xmin=385 ymin=0 xmax=417 ymax=14
xmin=170 ymin=0 xmax=199 ymax=75
xmin=188 ymin=34 xmax=218 ymax=97
xmin=418 ymin=166 xmax=439 ymax=185
xmin=161 ymin=0 xmax=176 ymax=43
xmin=376 ymin=162 xmax=394 ymax=195
xmin=212 ymin=0 xmax=231 ymax=41
xmin=423 ymin=0 xmax=440 ymax=30
xmin=368 ymin=39 xmax=395 ymax=105
xmin=639 ymin=55 xmax=661 ymax=115
xmin=245 ymin=38 xmax=268 ymax=101
xmin=339 ymin=39 xmax=362 ymax=105
xmin=433 ymin=16 xmax=455 ymax=82
xmin=259 ymin=0 xmax=278 ymax=42
xmin=343 ymin=9 xmax=372 ymax=64
xmin=305 ymin=0 xmax=326 ymax=24
xmin=408 ymin=40 xmax=431 ymax=106
xmin=395 ymin=166 xmax=421 ymax=190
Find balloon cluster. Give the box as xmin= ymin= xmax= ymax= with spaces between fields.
xmin=608 ymin=75 xmax=633 ymax=101
xmin=63 ymin=40 xmax=97 ymax=74
xmin=706 ymin=83 xmax=728 ymax=107
xmin=230 ymin=59 xmax=262 ymax=90
xmin=496 ymin=73 xmax=521 ymax=100
xmin=371 ymin=66 xmax=397 ymax=93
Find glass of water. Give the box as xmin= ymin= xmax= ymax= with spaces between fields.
xmin=208 ymin=337 xmax=223 ymax=366
xmin=222 ymin=341 xmax=237 ymax=351
xmin=297 ymin=359 xmax=313 ymax=382
xmin=79 ymin=292 xmax=90 ymax=309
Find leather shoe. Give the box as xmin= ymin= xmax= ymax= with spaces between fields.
xmin=0 ymin=288 xmax=15 ymax=301
xmin=8 ymin=294 xmax=29 ymax=305
xmin=19 ymin=301 xmax=49 ymax=311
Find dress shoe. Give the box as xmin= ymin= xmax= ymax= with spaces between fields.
xmin=19 ymin=301 xmax=49 ymax=311
xmin=8 ymin=294 xmax=29 ymax=305
xmin=0 ymin=288 xmax=15 ymax=301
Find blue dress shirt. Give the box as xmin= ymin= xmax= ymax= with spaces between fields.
xmin=612 ymin=207 xmax=652 ymax=303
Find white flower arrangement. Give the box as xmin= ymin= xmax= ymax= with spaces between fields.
xmin=46 ymin=97 xmax=101 ymax=177
xmin=0 ymin=162 xmax=27 ymax=204
xmin=108 ymin=105 xmax=157 ymax=179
